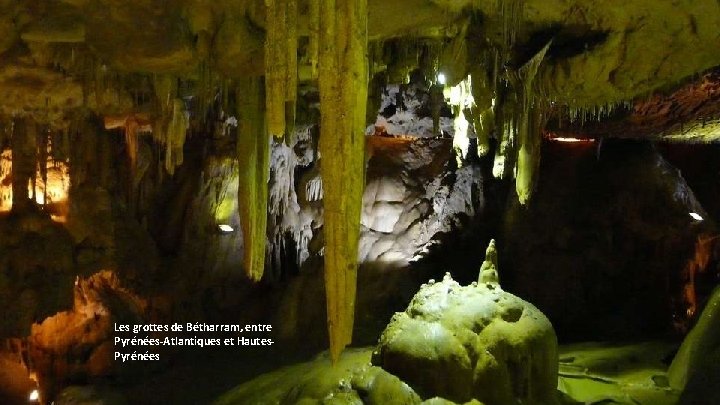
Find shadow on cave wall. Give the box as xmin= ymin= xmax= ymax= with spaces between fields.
xmin=500 ymin=139 xmax=718 ymax=343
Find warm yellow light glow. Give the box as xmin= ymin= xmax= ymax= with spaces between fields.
xmin=549 ymin=137 xmax=595 ymax=143
xmin=28 ymin=389 xmax=39 ymax=402
xmin=437 ymin=73 xmax=447 ymax=85
xmin=0 ymin=149 xmax=70 ymax=219
xmin=218 ymin=224 xmax=234 ymax=232
xmin=0 ymin=150 xmax=10 ymax=209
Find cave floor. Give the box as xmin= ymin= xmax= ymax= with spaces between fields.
xmin=144 ymin=340 xmax=679 ymax=405
xmin=557 ymin=341 xmax=679 ymax=405
xmin=118 ymin=343 xmax=317 ymax=404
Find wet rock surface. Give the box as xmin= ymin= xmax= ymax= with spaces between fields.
xmin=55 ymin=385 xmax=128 ymax=405
xmin=28 ymin=270 xmax=151 ymax=401
xmin=670 ymin=285 xmax=720 ymax=404
xmin=373 ymin=273 xmax=558 ymax=405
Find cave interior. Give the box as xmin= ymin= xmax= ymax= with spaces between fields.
xmin=1 ymin=0 xmax=720 ymax=404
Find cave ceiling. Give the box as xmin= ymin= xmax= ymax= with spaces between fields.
xmin=0 ymin=0 xmax=718 ymax=137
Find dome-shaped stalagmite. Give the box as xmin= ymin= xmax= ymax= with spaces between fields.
xmin=373 ymin=242 xmax=558 ymax=405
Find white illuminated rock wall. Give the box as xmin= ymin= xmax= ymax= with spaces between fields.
xmin=266 ymin=130 xmax=481 ymax=274
xmin=369 ymin=83 xmax=454 ymax=137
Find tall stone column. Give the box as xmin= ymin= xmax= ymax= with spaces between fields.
xmin=11 ymin=118 xmax=37 ymax=212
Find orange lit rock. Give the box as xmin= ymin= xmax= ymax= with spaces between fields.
xmin=28 ymin=270 xmax=149 ymax=400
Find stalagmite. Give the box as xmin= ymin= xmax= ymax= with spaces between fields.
xmin=237 ymin=78 xmax=269 ymax=282
xmin=478 ymin=239 xmax=499 ymax=285
xmin=318 ymin=0 xmax=368 ymax=362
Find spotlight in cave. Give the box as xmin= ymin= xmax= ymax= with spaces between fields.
xmin=689 ymin=212 xmax=704 ymax=221
xmin=437 ymin=72 xmax=447 ymax=85
xmin=548 ymin=136 xmax=595 ymax=143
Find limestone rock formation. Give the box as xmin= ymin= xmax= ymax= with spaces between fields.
xmin=214 ymin=349 xmax=423 ymax=405
xmin=268 ymin=133 xmax=484 ymax=347
xmin=669 ymin=285 xmax=720 ymax=404
xmin=0 ymin=210 xmax=75 ymax=338
xmin=55 ymin=385 xmax=128 ymax=405
xmin=214 ymin=241 xmax=558 ymax=405
xmin=2 ymin=0 xmax=720 ymax=401
xmin=372 ymin=268 xmax=558 ymax=404
xmin=28 ymin=270 xmax=149 ymax=400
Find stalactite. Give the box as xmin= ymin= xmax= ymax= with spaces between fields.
xmin=38 ymin=127 xmax=49 ymax=207
xmin=514 ymin=107 xmax=538 ymax=204
xmin=446 ymin=76 xmax=473 ymax=165
xmin=515 ymin=41 xmax=551 ymax=204
xmin=0 ymin=121 xmax=8 ymax=149
xmin=498 ymin=0 xmax=523 ymax=61
xmin=366 ymin=71 xmax=385 ymax=127
xmin=305 ymin=177 xmax=323 ymax=201
xmin=318 ymin=0 xmax=368 ymax=362
xmin=154 ymin=75 xmax=176 ymax=116
xmin=431 ymin=84 xmax=444 ymax=137
xmin=265 ymin=0 xmax=288 ymax=138
xmin=471 ymin=65 xmax=494 ymax=157
xmin=419 ymin=40 xmax=441 ymax=80
xmin=11 ymin=118 xmax=36 ymax=212
xmin=124 ymin=118 xmax=139 ymax=174
xmin=492 ymin=108 xmax=517 ymax=180
xmin=307 ymin=0 xmax=320 ymax=80
xmin=386 ymin=40 xmax=418 ymax=84
xmin=475 ymin=108 xmax=494 ymax=157
xmin=439 ymin=21 xmax=469 ymax=87
xmin=489 ymin=0 xmax=524 ymax=181
xmin=0 ymin=150 xmax=10 ymax=212
xmin=152 ymin=75 xmax=188 ymax=175
xmin=285 ymin=0 xmax=298 ymax=137
xmin=237 ymin=78 xmax=269 ymax=282
xmin=164 ymin=99 xmax=189 ymax=175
